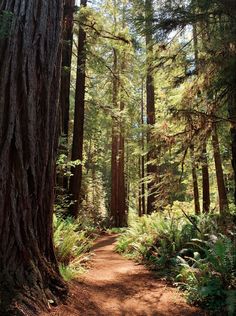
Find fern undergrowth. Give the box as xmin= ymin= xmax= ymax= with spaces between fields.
xmin=116 ymin=209 xmax=236 ymax=315
xmin=54 ymin=215 xmax=97 ymax=281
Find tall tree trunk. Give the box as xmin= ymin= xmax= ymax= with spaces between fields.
xmin=118 ymin=100 xmax=127 ymax=226
xmin=145 ymin=0 xmax=156 ymax=214
xmin=110 ymin=49 xmax=127 ymax=227
xmin=68 ymin=0 xmax=87 ymax=218
xmin=190 ymin=145 xmax=201 ymax=215
xmin=139 ymin=82 xmax=146 ymax=216
xmin=202 ymin=142 xmax=210 ymax=213
xmin=57 ymin=0 xmax=75 ymax=190
xmin=111 ymin=49 xmax=119 ymax=226
xmin=212 ymin=125 xmax=229 ymax=214
xmin=0 ymin=1 xmax=67 ymax=314
xmin=60 ymin=0 xmax=75 ymax=138
xmin=139 ymin=156 xmax=142 ymax=217
xmin=228 ymin=85 xmax=236 ymax=204
xmin=192 ymin=15 xmax=210 ymax=213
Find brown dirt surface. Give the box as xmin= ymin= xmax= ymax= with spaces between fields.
xmin=40 ymin=234 xmax=207 ymax=316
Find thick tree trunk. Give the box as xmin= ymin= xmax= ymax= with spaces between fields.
xmin=212 ymin=126 xmax=229 ymax=214
xmin=190 ymin=145 xmax=201 ymax=215
xmin=201 ymin=142 xmax=210 ymax=213
xmin=0 ymin=1 xmax=67 ymax=315
xmin=69 ymin=0 xmax=87 ymax=218
xmin=145 ymin=0 xmax=156 ymax=214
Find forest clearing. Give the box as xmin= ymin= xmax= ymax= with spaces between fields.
xmin=0 ymin=0 xmax=236 ymax=315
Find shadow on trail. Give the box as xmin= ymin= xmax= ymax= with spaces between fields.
xmin=41 ymin=235 xmax=207 ymax=316
xmin=73 ymin=271 xmax=206 ymax=316
xmin=92 ymin=234 xmax=118 ymax=250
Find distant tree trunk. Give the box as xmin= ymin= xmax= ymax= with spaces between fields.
xmin=69 ymin=0 xmax=87 ymax=218
xmin=139 ymin=82 xmax=146 ymax=216
xmin=57 ymin=0 xmax=75 ymax=190
xmin=212 ymin=125 xmax=229 ymax=213
xmin=125 ymin=143 xmax=130 ymax=211
xmin=0 ymin=1 xmax=67 ymax=314
xmin=145 ymin=0 xmax=156 ymax=214
xmin=139 ymin=156 xmax=142 ymax=217
xmin=201 ymin=142 xmax=210 ymax=213
xmin=228 ymin=87 xmax=236 ymax=204
xmin=118 ymin=100 xmax=127 ymax=226
xmin=60 ymin=0 xmax=75 ymax=138
xmin=111 ymin=48 xmax=119 ymax=226
xmin=110 ymin=49 xmax=127 ymax=227
xmin=190 ymin=145 xmax=201 ymax=215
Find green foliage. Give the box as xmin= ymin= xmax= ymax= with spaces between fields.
xmin=116 ymin=210 xmax=236 ymax=313
xmin=177 ymin=235 xmax=236 ymax=313
xmin=116 ymin=211 xmax=197 ymax=266
xmin=54 ymin=216 xmax=95 ymax=281
xmin=56 ymin=153 xmax=82 ymax=179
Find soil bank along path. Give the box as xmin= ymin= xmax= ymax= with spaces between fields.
xmin=43 ymin=234 xmax=206 ymax=316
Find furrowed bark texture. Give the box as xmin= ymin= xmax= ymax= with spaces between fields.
xmin=0 ymin=1 xmax=67 ymax=315
xmin=69 ymin=0 xmax=87 ymax=218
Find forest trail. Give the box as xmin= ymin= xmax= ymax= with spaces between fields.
xmin=42 ymin=234 xmax=206 ymax=316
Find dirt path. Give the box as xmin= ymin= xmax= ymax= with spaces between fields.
xmin=42 ymin=234 xmax=206 ymax=316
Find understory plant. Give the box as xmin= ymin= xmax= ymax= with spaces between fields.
xmin=54 ymin=215 xmax=96 ymax=281
xmin=177 ymin=235 xmax=236 ymax=314
xmin=116 ymin=209 xmax=236 ymax=314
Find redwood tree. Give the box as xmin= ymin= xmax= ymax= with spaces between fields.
xmin=60 ymin=0 xmax=75 ymax=138
xmin=212 ymin=125 xmax=229 ymax=213
xmin=190 ymin=145 xmax=201 ymax=215
xmin=110 ymin=49 xmax=127 ymax=227
xmin=69 ymin=0 xmax=87 ymax=217
xmin=0 ymin=1 xmax=67 ymax=314
xmin=145 ymin=0 xmax=156 ymax=214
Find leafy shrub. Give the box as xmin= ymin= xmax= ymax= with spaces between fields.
xmin=116 ymin=210 xmax=236 ymax=314
xmin=116 ymin=212 xmax=197 ymax=266
xmin=54 ymin=216 xmax=95 ymax=280
xmin=177 ymin=235 xmax=236 ymax=314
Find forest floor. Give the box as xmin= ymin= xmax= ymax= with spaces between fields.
xmin=41 ymin=234 xmax=207 ymax=316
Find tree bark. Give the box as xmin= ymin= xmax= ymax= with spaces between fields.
xmin=117 ymin=100 xmax=127 ymax=226
xmin=110 ymin=49 xmax=127 ymax=227
xmin=0 ymin=1 xmax=67 ymax=314
xmin=212 ymin=125 xmax=229 ymax=214
xmin=69 ymin=0 xmax=87 ymax=218
xmin=57 ymin=0 xmax=75 ymax=191
xmin=139 ymin=82 xmax=146 ymax=216
xmin=60 ymin=0 xmax=75 ymax=138
xmin=201 ymin=142 xmax=210 ymax=213
xmin=145 ymin=0 xmax=156 ymax=214
xmin=190 ymin=145 xmax=201 ymax=215
xmin=228 ymin=88 xmax=236 ymax=204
